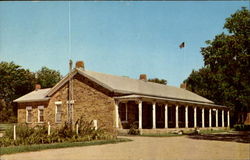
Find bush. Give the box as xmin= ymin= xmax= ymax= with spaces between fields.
xmin=1 ymin=116 xmax=115 ymax=147
xmin=128 ymin=122 xmax=140 ymax=135
xmin=234 ymin=124 xmax=250 ymax=131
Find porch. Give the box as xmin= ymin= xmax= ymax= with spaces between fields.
xmin=114 ymin=95 xmax=230 ymax=131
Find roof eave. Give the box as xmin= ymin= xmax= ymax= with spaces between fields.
xmin=14 ymin=98 xmax=50 ymax=103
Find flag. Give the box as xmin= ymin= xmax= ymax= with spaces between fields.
xmin=179 ymin=42 xmax=185 ymax=49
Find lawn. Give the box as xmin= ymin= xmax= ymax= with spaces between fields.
xmin=0 ymin=123 xmax=13 ymax=132
xmin=0 ymin=138 xmax=132 ymax=155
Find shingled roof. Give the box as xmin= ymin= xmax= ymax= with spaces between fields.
xmin=14 ymin=88 xmax=51 ymax=103
xmin=14 ymin=68 xmax=215 ymax=105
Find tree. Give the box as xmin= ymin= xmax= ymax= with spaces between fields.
xmin=185 ymin=8 xmax=250 ymax=123
xmin=36 ymin=67 xmax=62 ymax=88
xmin=148 ymin=78 xmax=167 ymax=85
xmin=0 ymin=61 xmax=36 ymax=122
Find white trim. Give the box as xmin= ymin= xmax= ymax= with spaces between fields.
xmin=26 ymin=106 xmax=32 ymax=123
xmin=55 ymin=103 xmax=62 ymax=123
xmin=38 ymin=105 xmax=44 ymax=109
xmin=38 ymin=106 xmax=44 ymax=123
xmin=66 ymin=100 xmax=75 ymax=104
xmin=55 ymin=101 xmax=62 ymax=105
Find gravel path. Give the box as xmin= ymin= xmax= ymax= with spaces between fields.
xmin=1 ymin=136 xmax=250 ymax=160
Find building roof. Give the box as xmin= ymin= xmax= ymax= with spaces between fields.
xmin=77 ymin=69 xmax=214 ymax=104
xmin=14 ymin=68 xmax=215 ymax=105
xmin=14 ymin=88 xmax=51 ymax=103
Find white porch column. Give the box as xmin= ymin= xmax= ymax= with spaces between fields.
xmin=115 ymin=101 xmax=119 ymax=128
xmin=152 ymin=102 xmax=156 ymax=129
xmin=216 ymin=109 xmax=218 ymax=127
xmin=185 ymin=106 xmax=188 ymax=128
xmin=176 ymin=105 xmax=179 ymax=128
xmin=202 ymin=107 xmax=205 ymax=128
xmin=194 ymin=107 xmax=197 ymax=128
xmin=138 ymin=100 xmax=142 ymax=129
xmin=227 ymin=110 xmax=230 ymax=128
xmin=209 ymin=108 xmax=212 ymax=128
xmin=165 ymin=104 xmax=168 ymax=128
xmin=222 ymin=110 xmax=225 ymax=127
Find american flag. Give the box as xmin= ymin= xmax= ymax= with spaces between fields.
xmin=179 ymin=42 xmax=185 ymax=49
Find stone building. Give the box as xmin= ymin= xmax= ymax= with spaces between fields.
xmin=14 ymin=61 xmax=230 ymax=134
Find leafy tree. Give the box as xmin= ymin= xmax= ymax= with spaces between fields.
xmin=148 ymin=78 xmax=167 ymax=85
xmin=0 ymin=61 xmax=36 ymax=122
xmin=36 ymin=67 xmax=62 ymax=88
xmin=185 ymin=8 xmax=250 ymax=124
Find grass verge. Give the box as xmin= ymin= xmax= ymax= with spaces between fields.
xmin=139 ymin=133 xmax=184 ymax=137
xmin=199 ymin=129 xmax=230 ymax=134
xmin=0 ymin=138 xmax=132 ymax=155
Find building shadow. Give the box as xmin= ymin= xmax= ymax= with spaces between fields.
xmin=187 ymin=132 xmax=250 ymax=143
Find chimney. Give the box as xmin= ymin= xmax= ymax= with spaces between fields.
xmin=35 ymin=84 xmax=41 ymax=90
xmin=139 ymin=74 xmax=147 ymax=81
xmin=180 ymin=83 xmax=187 ymax=89
xmin=75 ymin=61 xmax=85 ymax=70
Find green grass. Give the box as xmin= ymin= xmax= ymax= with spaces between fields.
xmin=199 ymin=129 xmax=230 ymax=134
xmin=139 ymin=133 xmax=184 ymax=137
xmin=0 ymin=138 xmax=132 ymax=155
xmin=0 ymin=124 xmax=13 ymax=132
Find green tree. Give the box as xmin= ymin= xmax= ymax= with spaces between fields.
xmin=148 ymin=78 xmax=167 ymax=85
xmin=185 ymin=8 xmax=250 ymax=123
xmin=0 ymin=61 xmax=36 ymax=122
xmin=36 ymin=67 xmax=62 ymax=88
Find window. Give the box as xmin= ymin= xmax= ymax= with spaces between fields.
xmin=26 ymin=106 xmax=32 ymax=123
xmin=38 ymin=106 xmax=44 ymax=123
xmin=55 ymin=104 xmax=62 ymax=123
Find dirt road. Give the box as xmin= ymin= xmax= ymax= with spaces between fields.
xmin=1 ymin=136 xmax=249 ymax=160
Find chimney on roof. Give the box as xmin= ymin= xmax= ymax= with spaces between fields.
xmin=75 ymin=61 xmax=85 ymax=70
xmin=180 ymin=83 xmax=187 ymax=89
xmin=139 ymin=74 xmax=147 ymax=81
xmin=35 ymin=84 xmax=41 ymax=91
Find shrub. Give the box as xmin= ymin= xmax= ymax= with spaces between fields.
xmin=128 ymin=122 xmax=140 ymax=135
xmin=234 ymin=124 xmax=250 ymax=131
xmin=1 ymin=116 xmax=115 ymax=147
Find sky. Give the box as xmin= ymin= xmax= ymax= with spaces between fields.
xmin=0 ymin=1 xmax=249 ymax=87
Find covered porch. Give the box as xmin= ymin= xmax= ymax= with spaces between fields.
xmin=114 ymin=95 xmax=230 ymax=131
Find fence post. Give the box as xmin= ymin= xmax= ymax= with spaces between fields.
xmin=76 ymin=124 xmax=79 ymax=135
xmin=93 ymin=120 xmax=97 ymax=130
xmin=13 ymin=124 xmax=16 ymax=140
xmin=48 ymin=122 xmax=51 ymax=136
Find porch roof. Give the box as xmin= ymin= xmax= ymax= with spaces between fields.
xmin=114 ymin=94 xmax=227 ymax=109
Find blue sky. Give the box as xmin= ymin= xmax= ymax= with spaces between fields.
xmin=0 ymin=1 xmax=249 ymax=87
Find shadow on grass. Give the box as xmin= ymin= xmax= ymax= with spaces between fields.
xmin=187 ymin=132 xmax=250 ymax=143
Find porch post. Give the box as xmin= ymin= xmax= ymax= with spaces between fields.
xmin=176 ymin=105 xmax=179 ymax=128
xmin=152 ymin=102 xmax=156 ymax=129
xmin=115 ymin=101 xmax=119 ymax=128
xmin=216 ymin=109 xmax=218 ymax=127
xmin=165 ymin=104 xmax=168 ymax=128
xmin=222 ymin=110 xmax=225 ymax=127
xmin=202 ymin=107 xmax=205 ymax=128
xmin=138 ymin=100 xmax=142 ymax=129
xmin=227 ymin=110 xmax=230 ymax=128
xmin=185 ymin=106 xmax=188 ymax=128
xmin=209 ymin=108 xmax=212 ymax=128
xmin=194 ymin=107 xmax=197 ymax=128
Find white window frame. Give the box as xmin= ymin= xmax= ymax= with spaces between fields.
xmin=26 ymin=106 xmax=32 ymax=123
xmin=55 ymin=101 xmax=62 ymax=123
xmin=38 ymin=106 xmax=44 ymax=123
